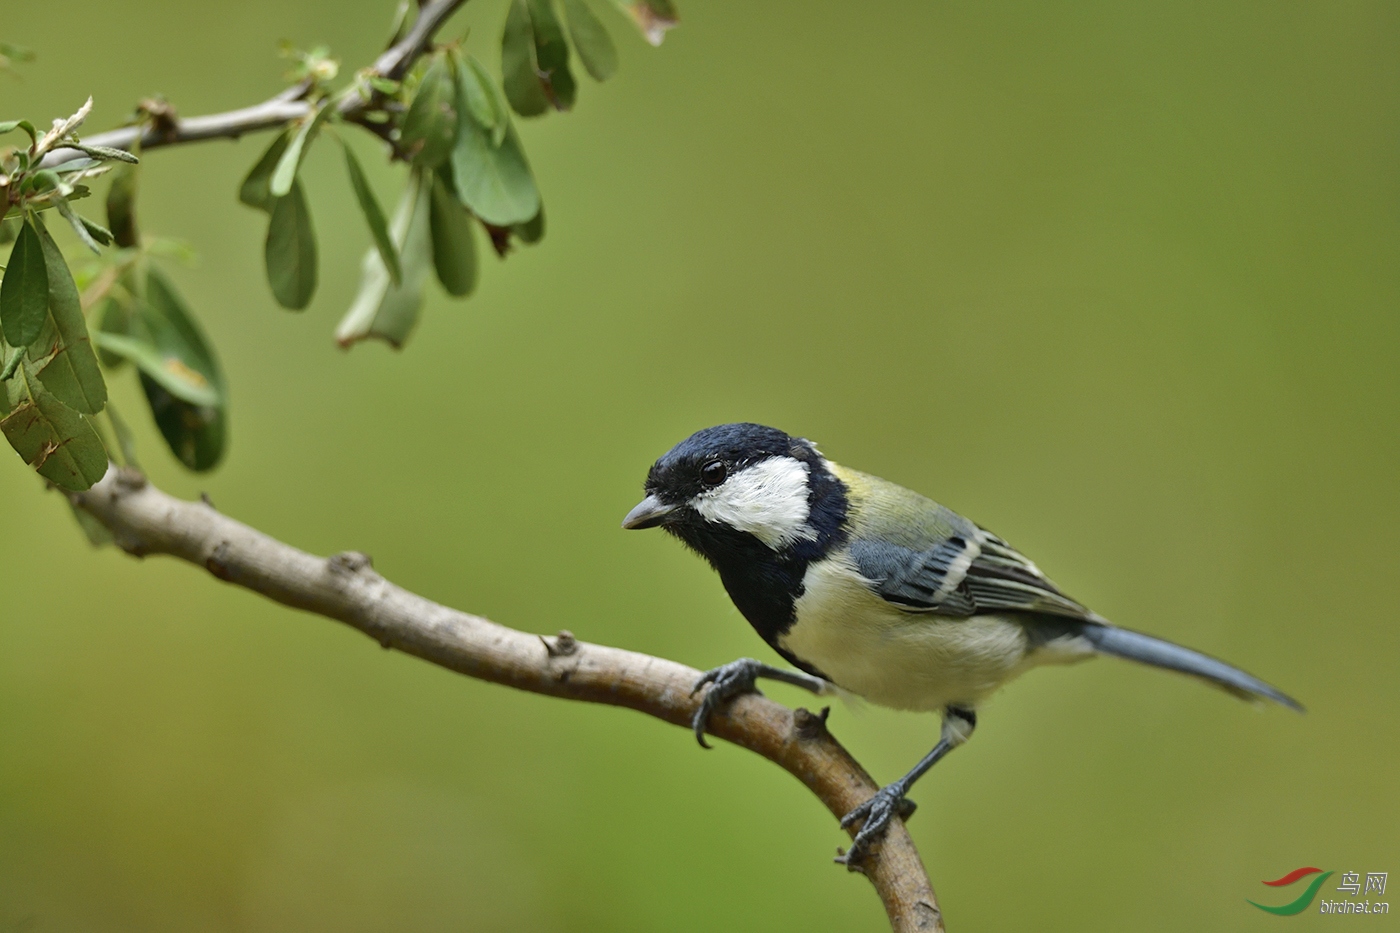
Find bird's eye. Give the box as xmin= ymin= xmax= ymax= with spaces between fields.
xmin=700 ymin=460 xmax=728 ymax=487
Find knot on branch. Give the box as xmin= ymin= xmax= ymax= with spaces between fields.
xmin=113 ymin=465 xmax=147 ymax=492
xmin=541 ymin=629 xmax=578 ymax=658
xmin=206 ymin=541 xmax=234 ymax=580
xmin=540 ymin=630 xmax=582 ymax=683
xmin=793 ymin=705 xmax=832 ymax=742
xmin=136 ymin=97 xmax=179 ymax=139
xmin=327 ymin=550 xmax=374 ymax=575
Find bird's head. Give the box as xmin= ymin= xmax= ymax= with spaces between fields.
xmin=622 ymin=423 xmax=846 ymax=560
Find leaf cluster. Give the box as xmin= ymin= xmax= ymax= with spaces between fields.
xmin=0 ymin=0 xmax=678 ymax=507
xmin=244 ymin=0 xmax=675 ymax=347
xmin=1 ymin=100 xmax=136 ymax=490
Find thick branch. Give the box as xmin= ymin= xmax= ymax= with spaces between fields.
xmin=71 ymin=467 xmax=944 ymax=932
xmin=39 ymin=0 xmax=467 ymax=169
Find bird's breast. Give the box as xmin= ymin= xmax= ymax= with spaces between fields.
xmin=780 ymin=552 xmax=1035 ymax=711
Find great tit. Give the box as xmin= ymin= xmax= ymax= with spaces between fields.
xmin=623 ymin=423 xmax=1301 ymax=867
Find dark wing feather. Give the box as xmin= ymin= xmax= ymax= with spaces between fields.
xmin=848 ymin=537 xmax=980 ymax=615
xmin=960 ymin=532 xmax=1092 ymax=618
xmin=849 ymin=529 xmax=1092 ymax=619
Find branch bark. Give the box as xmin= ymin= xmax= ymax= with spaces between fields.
xmin=71 ymin=466 xmax=944 ymax=932
xmin=39 ymin=0 xmax=468 ymax=170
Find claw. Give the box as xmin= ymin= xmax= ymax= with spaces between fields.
xmin=834 ymin=783 xmax=912 ymax=870
xmin=691 ymin=705 xmax=715 ymax=749
xmin=688 ymin=658 xmax=766 ymax=749
xmin=690 ymin=668 xmax=720 ymax=696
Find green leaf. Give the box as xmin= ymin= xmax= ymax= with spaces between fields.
xmin=95 ymin=290 xmax=134 ymax=369
xmin=0 ymin=359 xmax=109 ymax=491
xmin=92 ymin=332 xmax=220 ymax=407
xmin=93 ymin=321 xmax=135 ymax=371
xmin=429 ymin=172 xmax=478 ymax=297
xmin=270 ymin=100 xmax=333 ymax=198
xmin=400 ymin=53 xmax=459 ymax=168
xmin=104 ymin=402 xmax=140 ymax=469
xmin=53 ymin=158 xmax=102 ymax=175
xmin=239 ymin=131 xmax=292 ymax=213
xmin=104 ymin=159 xmax=140 ymax=249
xmin=55 ymin=197 xmax=104 ymax=253
xmin=0 ymin=43 xmax=36 ymax=67
xmin=28 ymin=220 xmax=107 ymax=414
xmin=0 ymin=220 xmax=49 ymax=347
xmin=144 ymin=268 xmax=225 ymax=395
xmin=527 ymin=0 xmax=577 ymax=109
xmin=513 ymin=205 xmax=545 ymax=244
xmin=0 ymin=119 xmax=38 ymax=146
xmin=264 ymin=180 xmax=318 ymax=310
xmin=450 ymin=94 xmax=541 ymax=226
xmin=20 ymin=169 xmax=62 ymax=196
xmin=502 ymin=0 xmax=549 ymax=117
xmin=335 ymin=171 xmax=434 ymax=348
xmin=341 ymin=140 xmax=402 ymax=285
xmin=139 ymin=268 xmax=227 ymax=472
xmin=106 ymin=162 xmax=140 ymax=248
xmin=140 ymin=374 xmax=224 ymax=472
xmin=78 ymin=214 xmax=114 ymax=246
xmin=144 ymin=237 xmax=197 ymax=265
xmin=564 ymin=0 xmax=619 ymax=81
xmin=70 ymin=143 xmax=140 ymax=164
xmin=610 ymin=0 xmax=679 ymax=45
xmin=455 ymin=52 xmax=509 ymax=147
xmin=0 ymin=345 xmax=20 ymax=382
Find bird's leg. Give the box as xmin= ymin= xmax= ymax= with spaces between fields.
xmin=690 ymin=658 xmax=829 ymax=748
xmin=834 ymin=706 xmax=977 ymax=871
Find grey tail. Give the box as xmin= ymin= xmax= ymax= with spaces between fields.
xmin=1080 ymin=621 xmax=1304 ymax=712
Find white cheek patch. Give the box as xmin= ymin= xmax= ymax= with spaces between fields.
xmin=690 ymin=456 xmax=817 ymax=550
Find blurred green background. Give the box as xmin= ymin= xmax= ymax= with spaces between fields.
xmin=2 ymin=0 xmax=1397 ymax=930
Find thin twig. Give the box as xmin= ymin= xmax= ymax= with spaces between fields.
xmin=38 ymin=0 xmax=467 ymax=170
xmin=71 ymin=466 xmax=945 ymax=933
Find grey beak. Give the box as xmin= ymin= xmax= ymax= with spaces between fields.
xmin=622 ymin=494 xmax=676 ymax=530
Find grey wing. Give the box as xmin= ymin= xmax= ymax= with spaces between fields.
xmin=848 ymin=528 xmax=1094 ymax=620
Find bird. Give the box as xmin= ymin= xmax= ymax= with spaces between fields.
xmin=622 ymin=422 xmax=1302 ymax=868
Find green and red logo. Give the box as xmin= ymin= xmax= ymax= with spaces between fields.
xmin=1249 ymin=867 xmax=1334 ymax=915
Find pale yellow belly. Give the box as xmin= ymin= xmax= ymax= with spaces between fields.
xmin=779 ymin=555 xmax=1041 ymax=711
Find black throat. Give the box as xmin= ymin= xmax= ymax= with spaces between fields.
xmin=666 ymin=452 xmax=849 ymax=672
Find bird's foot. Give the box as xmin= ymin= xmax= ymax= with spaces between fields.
xmin=834 ymin=783 xmax=917 ymax=871
xmin=690 ymin=658 xmax=829 ymax=748
xmin=689 ymin=658 xmax=769 ymax=749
